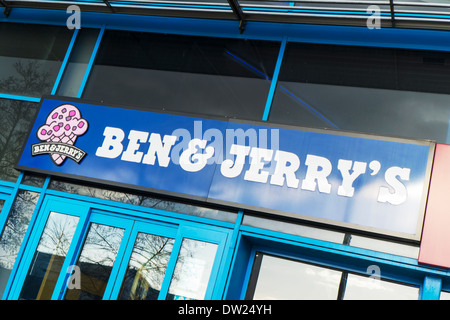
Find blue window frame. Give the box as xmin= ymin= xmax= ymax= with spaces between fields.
xmin=224 ymin=227 xmax=448 ymax=300
xmin=6 ymin=195 xmax=232 ymax=300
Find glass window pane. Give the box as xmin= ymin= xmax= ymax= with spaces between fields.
xmin=242 ymin=214 xmax=345 ymax=244
xmin=269 ymin=43 xmax=450 ymax=143
xmin=167 ymin=239 xmax=218 ymax=300
xmin=83 ymin=30 xmax=279 ymax=120
xmin=118 ymin=233 xmax=175 ymax=300
xmin=19 ymin=212 xmax=79 ymax=300
xmin=0 ymin=23 xmax=73 ymax=97
xmin=0 ymin=190 xmax=39 ymax=298
xmin=344 ymin=273 xmax=419 ymax=300
xmin=0 ymin=99 xmax=37 ymax=182
xmin=20 ymin=173 xmax=46 ymax=188
xmin=49 ymin=178 xmax=236 ymax=223
xmin=349 ymin=234 xmax=419 ymax=259
xmin=57 ymin=28 xmax=100 ymax=97
xmin=440 ymin=291 xmax=450 ymax=300
xmin=248 ymin=254 xmax=342 ymax=300
xmin=64 ymin=223 xmax=124 ymax=300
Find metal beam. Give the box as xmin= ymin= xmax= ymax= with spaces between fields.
xmin=389 ymin=0 xmax=395 ymax=27
xmin=102 ymin=0 xmax=114 ymax=12
xmin=0 ymin=0 xmax=11 ymax=17
xmin=227 ymin=0 xmax=246 ymax=33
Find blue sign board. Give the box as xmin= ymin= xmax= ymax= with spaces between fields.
xmin=16 ymin=97 xmax=435 ymax=240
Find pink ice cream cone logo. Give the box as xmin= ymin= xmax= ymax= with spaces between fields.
xmin=31 ymin=104 xmax=89 ymax=166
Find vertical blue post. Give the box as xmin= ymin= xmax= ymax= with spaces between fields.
xmin=420 ymin=276 xmax=442 ymax=300
xmin=217 ymin=210 xmax=244 ymax=299
xmin=446 ymin=113 xmax=450 ymax=144
xmin=262 ymin=37 xmax=287 ymax=121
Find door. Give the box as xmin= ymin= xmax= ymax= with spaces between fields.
xmin=60 ymin=212 xmax=133 ymax=300
xmin=109 ymin=224 xmax=229 ymax=300
xmin=9 ymin=197 xmax=90 ymax=299
xmin=8 ymin=196 xmax=230 ymax=300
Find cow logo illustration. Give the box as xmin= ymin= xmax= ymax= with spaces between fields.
xmin=31 ymin=104 xmax=89 ymax=166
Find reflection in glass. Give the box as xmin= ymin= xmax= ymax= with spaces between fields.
xmin=0 ymin=190 xmax=39 ymax=298
xmin=0 ymin=99 xmax=37 ymax=182
xmin=269 ymin=43 xmax=450 ymax=143
xmin=21 ymin=173 xmax=47 ymax=188
xmin=49 ymin=179 xmax=236 ymax=223
xmin=242 ymin=214 xmax=345 ymax=244
xmin=440 ymin=291 xmax=450 ymax=300
xmin=167 ymin=239 xmax=217 ymax=300
xmin=349 ymin=234 xmax=419 ymax=259
xmin=344 ymin=273 xmax=419 ymax=300
xmin=64 ymin=223 xmax=124 ymax=300
xmin=19 ymin=212 xmax=79 ymax=300
xmin=0 ymin=23 xmax=72 ymax=97
xmin=83 ymin=30 xmax=279 ymax=120
xmin=57 ymin=28 xmax=100 ymax=97
xmin=248 ymin=253 xmax=342 ymax=300
xmin=119 ymin=233 xmax=175 ymax=300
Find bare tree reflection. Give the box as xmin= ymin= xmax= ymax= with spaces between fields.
xmin=0 ymin=60 xmax=52 ymax=182
xmin=49 ymin=179 xmax=235 ymax=222
xmin=0 ymin=99 xmax=37 ymax=182
xmin=65 ymin=223 xmax=124 ymax=300
xmin=18 ymin=212 xmax=79 ymax=300
xmin=39 ymin=212 xmax=78 ymax=258
xmin=0 ymin=191 xmax=39 ymax=268
xmin=120 ymin=233 xmax=175 ymax=300
xmin=0 ymin=190 xmax=39 ymax=297
xmin=167 ymin=239 xmax=218 ymax=300
xmin=1 ymin=60 xmax=52 ymax=96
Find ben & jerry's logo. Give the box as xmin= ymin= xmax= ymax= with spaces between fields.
xmin=31 ymin=104 xmax=88 ymax=166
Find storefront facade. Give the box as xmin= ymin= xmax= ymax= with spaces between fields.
xmin=1 ymin=2 xmax=450 ymax=300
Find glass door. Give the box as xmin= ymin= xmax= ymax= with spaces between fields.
xmin=61 ymin=212 xmax=133 ymax=300
xmin=8 ymin=197 xmax=90 ymax=300
xmin=111 ymin=221 xmax=177 ymax=300
xmin=110 ymin=224 xmax=229 ymax=300
xmin=165 ymin=237 xmax=219 ymax=300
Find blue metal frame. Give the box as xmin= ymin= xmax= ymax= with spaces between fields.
xmin=2 ymin=6 xmax=450 ymax=300
xmin=0 ymin=93 xmax=40 ymax=103
xmin=77 ymin=26 xmax=105 ymax=98
xmin=3 ymin=8 xmax=450 ymax=51
xmin=51 ymin=29 xmax=79 ymax=95
xmin=262 ymin=36 xmax=286 ymax=121
xmin=226 ymin=227 xmax=450 ymax=299
xmin=421 ymin=276 xmax=443 ymax=300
